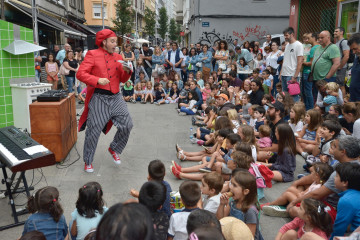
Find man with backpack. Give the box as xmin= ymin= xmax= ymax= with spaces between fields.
xmin=334 ymin=27 xmax=351 ymax=97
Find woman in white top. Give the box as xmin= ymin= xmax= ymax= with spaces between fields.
xmin=266 ymin=41 xmax=281 ymax=96
xmin=214 ymin=40 xmax=229 ymax=71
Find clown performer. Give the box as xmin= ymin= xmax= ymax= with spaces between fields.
xmin=77 ymin=29 xmax=133 ymax=173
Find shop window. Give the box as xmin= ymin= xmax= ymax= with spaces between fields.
xmin=340 ymin=1 xmax=359 ymax=38
xmin=93 ymin=3 xmax=107 ymax=19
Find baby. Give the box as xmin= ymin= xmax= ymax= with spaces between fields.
xmin=257 ymin=125 xmax=272 ymax=148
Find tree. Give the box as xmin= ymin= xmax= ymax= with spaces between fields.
xmin=158 ymin=7 xmax=168 ymax=40
xmin=168 ymin=18 xmax=177 ymax=41
xmin=143 ymin=7 xmax=156 ymax=37
xmin=176 ymin=23 xmax=182 ymax=43
xmin=112 ymin=0 xmax=133 ymax=37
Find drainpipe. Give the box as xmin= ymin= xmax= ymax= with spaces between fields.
xmin=31 ymin=0 xmax=39 ymax=43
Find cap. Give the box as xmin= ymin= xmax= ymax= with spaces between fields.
xmin=95 ymin=29 xmax=117 ymax=47
xmin=214 ymin=93 xmax=229 ymax=101
xmin=266 ymin=101 xmax=284 ymax=113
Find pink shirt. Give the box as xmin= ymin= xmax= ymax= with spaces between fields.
xmin=258 ymin=137 xmax=272 ymax=148
xmin=279 ymin=217 xmax=328 ymax=239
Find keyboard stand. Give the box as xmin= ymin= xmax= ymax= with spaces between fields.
xmin=0 ymin=163 xmax=33 ymax=231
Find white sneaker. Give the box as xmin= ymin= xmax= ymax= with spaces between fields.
xmin=262 ymin=205 xmax=289 ymax=218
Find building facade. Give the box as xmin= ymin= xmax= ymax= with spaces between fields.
xmin=186 ymin=0 xmax=289 ymax=48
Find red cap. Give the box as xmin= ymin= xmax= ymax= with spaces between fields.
xmin=95 ymin=29 xmax=117 ymax=47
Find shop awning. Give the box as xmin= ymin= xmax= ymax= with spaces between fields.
xmin=67 ymin=20 xmax=96 ymax=35
xmin=6 ymin=0 xmax=87 ymax=40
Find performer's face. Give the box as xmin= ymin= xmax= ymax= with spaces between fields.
xmin=103 ymin=37 xmax=118 ymax=53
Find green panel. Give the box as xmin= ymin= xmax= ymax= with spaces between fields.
xmin=0 ymin=31 xmax=9 ymax=40
xmin=4 ymin=87 xmax=11 ymax=96
xmin=11 ymin=68 xmax=20 ymax=78
xmin=5 ymin=105 xmax=12 ymax=114
xmin=0 ymin=123 xmax=6 ymax=128
xmin=5 ymin=96 xmax=12 ymax=104
xmin=25 ymin=32 xmax=33 ymax=41
xmin=27 ymin=67 xmax=35 ymax=75
xmin=6 ymin=114 xmax=13 ymax=122
xmin=26 ymin=58 xmax=34 ymax=66
xmin=2 ymin=51 xmax=10 ymax=58
xmin=0 ymin=78 xmax=3 ymax=87
xmin=3 ymin=79 xmax=9 ymax=87
xmin=0 ymin=20 xmax=8 ymax=30
xmin=0 ymin=114 xmax=6 ymax=122
xmin=20 ymin=68 xmax=27 ymax=76
xmin=8 ymin=23 xmax=13 ymax=31
xmin=0 ymin=87 xmax=4 ymax=96
xmin=0 ymin=107 xmax=5 ymax=114
xmin=1 ymin=40 xmax=9 ymax=48
xmin=2 ymin=59 xmax=10 ymax=68
xmin=0 ymin=97 xmax=5 ymax=105
xmin=10 ymin=58 xmax=19 ymax=67
xmin=19 ymin=59 xmax=27 ymax=65
xmin=3 ymin=68 xmax=11 ymax=77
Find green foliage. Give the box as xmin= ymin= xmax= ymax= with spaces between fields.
xmin=168 ymin=18 xmax=177 ymax=41
xmin=158 ymin=7 xmax=168 ymax=40
xmin=112 ymin=0 xmax=134 ymax=36
xmin=176 ymin=23 xmax=181 ymax=43
xmin=143 ymin=7 xmax=156 ymax=37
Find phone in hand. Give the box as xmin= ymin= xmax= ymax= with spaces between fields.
xmin=202 ymin=145 xmax=209 ymax=152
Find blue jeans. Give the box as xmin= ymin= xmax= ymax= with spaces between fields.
xmin=180 ymin=106 xmax=195 ymax=115
xmin=302 ymin=72 xmax=314 ymax=110
xmin=65 ymin=76 xmax=81 ymax=93
xmin=35 ymin=70 xmax=41 ymax=82
xmin=272 ymin=75 xmax=279 ymax=96
xmin=181 ymin=69 xmax=188 ymax=83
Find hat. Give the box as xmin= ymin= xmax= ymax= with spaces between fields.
xmin=220 ymin=217 xmax=254 ymax=240
xmin=266 ymin=101 xmax=284 ymax=113
xmin=214 ymin=93 xmax=229 ymax=101
xmin=95 ymin=29 xmax=117 ymax=47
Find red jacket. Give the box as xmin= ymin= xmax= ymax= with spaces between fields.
xmin=77 ymin=47 xmax=132 ymax=133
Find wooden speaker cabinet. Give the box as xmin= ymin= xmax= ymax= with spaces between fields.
xmin=30 ymin=93 xmax=77 ymax=162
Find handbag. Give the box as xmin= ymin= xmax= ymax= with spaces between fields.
xmin=59 ymin=64 xmax=70 ymax=76
xmin=287 ymin=81 xmax=300 ymax=95
xmin=308 ymin=43 xmax=332 ymax=82
xmin=196 ymin=62 xmax=202 ymax=68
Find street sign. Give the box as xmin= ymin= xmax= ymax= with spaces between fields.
xmin=202 ymin=22 xmax=210 ymax=27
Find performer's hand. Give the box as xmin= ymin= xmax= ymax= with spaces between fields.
xmin=98 ymin=78 xmax=110 ymax=85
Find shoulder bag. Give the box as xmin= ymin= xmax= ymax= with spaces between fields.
xmin=59 ymin=63 xmax=70 ymax=76
xmin=307 ymin=44 xmax=332 ymax=82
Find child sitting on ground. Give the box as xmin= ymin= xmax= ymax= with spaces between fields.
xmin=200 ymin=172 xmax=224 ymax=214
xmin=138 ymin=181 xmax=169 ymax=240
xmin=22 ymin=187 xmax=68 ymax=240
xmin=168 ymin=181 xmax=201 ymax=240
xmin=332 ymin=162 xmax=360 ymax=239
xmin=122 ymin=80 xmax=136 ymax=103
xmin=134 ymin=82 xmax=144 ymax=102
xmin=289 ymin=103 xmax=305 ymax=135
xmin=143 ymin=81 xmax=154 ymax=104
xmin=177 ymin=82 xmax=190 ymax=108
xmin=261 ymin=94 xmax=271 ymax=111
xmin=253 ymin=106 xmax=266 ymax=134
xmin=130 ymin=160 xmax=172 ymax=217
xmin=239 ymin=94 xmax=252 ymax=121
xmin=257 ymin=125 xmax=272 ymax=148
xmin=275 ymin=198 xmax=332 ymax=240
xmin=154 ymin=83 xmax=167 ymax=105
xmin=70 ymin=182 xmax=108 ymax=240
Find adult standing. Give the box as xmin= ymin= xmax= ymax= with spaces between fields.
xmin=334 ymin=27 xmax=350 ymax=97
xmin=235 ymin=46 xmax=254 ymax=70
xmin=163 ymin=42 xmax=171 ymax=59
xmin=188 ymin=47 xmax=198 ymax=76
xmin=231 ymin=39 xmax=240 ymax=50
xmin=348 ymin=33 xmax=360 ymax=102
xmin=214 ymin=40 xmax=229 ymax=72
xmin=77 ymin=29 xmax=133 ymax=173
xmin=311 ymin=31 xmax=340 ymax=86
xmin=140 ymin=43 xmax=153 ymax=80
xmin=166 ymin=42 xmax=184 ymax=76
xmin=280 ymin=27 xmax=304 ymax=102
xmin=210 ymin=42 xmax=218 ymax=71
xmin=342 ymin=102 xmax=360 ymax=139
xmin=249 ymin=79 xmax=264 ymax=105
xmin=302 ymin=32 xmax=320 ymax=110
xmin=56 ymin=43 xmax=71 ymax=65
xmin=262 ymin=34 xmax=272 ymax=51
xmin=181 ymin=47 xmax=189 ymax=83
xmin=198 ymin=44 xmax=212 ymax=81
xmin=266 ymin=42 xmax=281 ymax=96
xmin=151 ymin=46 xmax=165 ymax=83
xmin=196 ymin=43 xmax=202 ymax=55
xmin=53 ymin=45 xmax=60 ymax=60
xmin=63 ymin=50 xmax=80 ymax=94
xmin=121 ymin=43 xmax=136 ymax=82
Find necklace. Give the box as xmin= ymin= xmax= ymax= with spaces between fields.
xmin=302 ymin=223 xmax=313 ymax=233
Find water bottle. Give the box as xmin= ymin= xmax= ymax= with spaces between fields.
xmin=189 ymin=128 xmax=194 ymax=141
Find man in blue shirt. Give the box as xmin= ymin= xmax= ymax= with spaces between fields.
xmin=235 ymin=46 xmax=254 ymax=69
xmin=348 ymin=33 xmax=360 ymax=102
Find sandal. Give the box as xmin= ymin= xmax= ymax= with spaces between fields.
xmin=175 ymin=144 xmax=181 ymax=153
xmin=178 ymin=151 xmax=186 ymax=161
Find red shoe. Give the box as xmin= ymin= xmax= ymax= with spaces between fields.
xmin=108 ymin=147 xmax=121 ymax=165
xmin=260 ymin=203 xmax=270 ymax=209
xmin=197 ymin=140 xmax=205 ymax=146
xmin=172 ymin=160 xmax=181 ymax=171
xmin=84 ymin=164 xmax=94 ymax=173
xmin=170 ymin=166 xmax=182 ymax=179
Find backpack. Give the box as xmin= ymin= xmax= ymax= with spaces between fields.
xmin=339 ymin=39 xmax=355 ymax=64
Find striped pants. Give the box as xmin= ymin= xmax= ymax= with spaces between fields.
xmin=84 ymin=93 xmax=133 ymax=165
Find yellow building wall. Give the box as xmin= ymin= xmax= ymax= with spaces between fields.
xmin=84 ymin=0 xmax=117 ymax=28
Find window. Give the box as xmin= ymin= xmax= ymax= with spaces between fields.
xmin=93 ymin=3 xmax=107 ymax=19
xmin=78 ymin=0 xmax=84 ymax=12
xmin=70 ymin=0 xmax=76 ymax=7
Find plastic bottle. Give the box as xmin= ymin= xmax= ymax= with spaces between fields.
xmin=190 ymin=128 xmax=194 ymax=141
